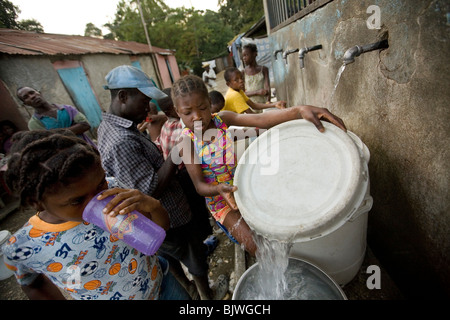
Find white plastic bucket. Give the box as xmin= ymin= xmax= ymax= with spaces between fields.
xmin=0 ymin=230 xmax=14 ymax=280
xmin=234 ymin=120 xmax=372 ymax=285
xmin=232 ymin=257 xmax=347 ymax=300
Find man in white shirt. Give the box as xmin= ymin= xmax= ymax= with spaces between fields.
xmin=202 ymin=63 xmax=217 ymax=90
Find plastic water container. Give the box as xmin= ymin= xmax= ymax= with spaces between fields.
xmin=233 ymin=257 xmax=346 ymax=300
xmin=234 ymin=120 xmax=372 ymax=285
xmin=0 ymin=230 xmax=15 ymax=280
xmin=83 ymin=192 xmax=166 ymax=256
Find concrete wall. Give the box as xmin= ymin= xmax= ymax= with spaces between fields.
xmin=268 ymin=0 xmax=449 ymax=298
xmin=0 ymin=55 xmax=75 ymax=125
xmin=0 ymin=53 xmax=159 ymax=127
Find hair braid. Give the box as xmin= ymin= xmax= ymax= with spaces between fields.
xmin=5 ymin=132 xmax=100 ymax=208
xmin=171 ymin=75 xmax=209 ymax=108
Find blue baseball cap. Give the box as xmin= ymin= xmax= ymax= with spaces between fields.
xmin=103 ymin=65 xmax=167 ymax=100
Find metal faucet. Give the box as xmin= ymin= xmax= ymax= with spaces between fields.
xmin=298 ymin=44 xmax=322 ymax=69
xmin=343 ymin=39 xmax=389 ymax=65
xmin=282 ymin=48 xmax=299 ymax=64
xmin=273 ymin=49 xmax=284 ymax=60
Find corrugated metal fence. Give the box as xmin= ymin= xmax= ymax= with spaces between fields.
xmin=265 ymin=0 xmax=334 ymax=32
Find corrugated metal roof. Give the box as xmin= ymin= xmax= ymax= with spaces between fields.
xmin=0 ymin=29 xmax=174 ymax=56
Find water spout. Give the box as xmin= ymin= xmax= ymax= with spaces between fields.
xmin=343 ymin=39 xmax=389 ymax=65
xmin=274 ymin=49 xmax=284 ymax=60
xmin=298 ymin=44 xmax=322 ymax=69
xmin=282 ymin=48 xmax=299 ymax=64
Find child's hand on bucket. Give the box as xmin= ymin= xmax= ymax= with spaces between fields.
xmin=217 ymin=184 xmax=238 ymax=210
xmin=296 ymin=105 xmax=347 ymax=133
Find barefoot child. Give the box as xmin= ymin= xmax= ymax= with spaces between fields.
xmin=2 ymin=131 xmax=190 ymax=300
xmin=171 ymin=75 xmax=346 ymax=256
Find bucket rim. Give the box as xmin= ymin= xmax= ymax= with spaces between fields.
xmin=232 ymin=257 xmax=347 ymax=300
xmin=234 ymin=119 xmax=369 ymax=242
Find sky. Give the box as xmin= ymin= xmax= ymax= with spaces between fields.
xmin=10 ymin=0 xmax=220 ymax=36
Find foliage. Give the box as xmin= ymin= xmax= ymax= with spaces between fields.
xmin=101 ymin=0 xmax=237 ymax=75
xmin=218 ymin=0 xmax=265 ymax=34
xmin=0 ymin=0 xmax=21 ymax=29
xmin=85 ymin=23 xmax=102 ymax=38
xmin=17 ymin=19 xmax=44 ymax=33
xmin=0 ymin=0 xmax=43 ymax=32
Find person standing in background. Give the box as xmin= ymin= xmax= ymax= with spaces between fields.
xmin=202 ymin=63 xmax=217 ymax=91
xmin=242 ymin=43 xmax=271 ymax=104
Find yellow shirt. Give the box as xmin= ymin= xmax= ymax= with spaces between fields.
xmin=223 ymin=88 xmax=250 ymax=114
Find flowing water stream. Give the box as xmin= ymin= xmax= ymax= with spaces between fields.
xmin=236 ymin=232 xmax=346 ymax=300
xmin=328 ymin=64 xmax=346 ymax=111
xmin=253 ymin=235 xmax=292 ymax=299
xmin=238 ymin=234 xmax=293 ymax=299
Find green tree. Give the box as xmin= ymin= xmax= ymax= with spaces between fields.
xmin=1 ymin=0 xmax=44 ymax=32
xmin=105 ymin=0 xmax=169 ymax=43
xmin=218 ymin=0 xmax=264 ymax=34
xmin=199 ymin=10 xmax=234 ymax=58
xmin=18 ymin=19 xmax=44 ymax=32
xmin=0 ymin=0 xmax=21 ymax=29
xmin=105 ymin=0 xmax=234 ymax=75
xmin=85 ymin=23 xmax=102 ymax=38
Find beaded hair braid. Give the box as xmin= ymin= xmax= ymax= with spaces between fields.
xmin=171 ymin=75 xmax=209 ymax=108
xmin=5 ymin=131 xmax=101 ymax=208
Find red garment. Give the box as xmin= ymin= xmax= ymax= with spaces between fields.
xmin=158 ymin=118 xmax=183 ymax=163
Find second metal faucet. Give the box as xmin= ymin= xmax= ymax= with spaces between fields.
xmin=298 ymin=44 xmax=323 ymax=69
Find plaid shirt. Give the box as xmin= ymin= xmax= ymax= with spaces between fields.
xmin=158 ymin=118 xmax=183 ymax=160
xmin=97 ymin=112 xmax=191 ymax=228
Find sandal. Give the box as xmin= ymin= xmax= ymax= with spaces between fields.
xmin=204 ymin=235 xmax=218 ymax=256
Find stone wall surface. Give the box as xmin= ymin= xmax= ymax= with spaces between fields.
xmin=268 ymin=0 xmax=449 ymax=298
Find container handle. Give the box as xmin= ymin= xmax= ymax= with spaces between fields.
xmin=348 ymin=196 xmax=373 ymax=222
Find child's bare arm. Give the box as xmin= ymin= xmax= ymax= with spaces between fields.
xmin=22 ymin=274 xmax=66 ymax=300
xmin=179 ymin=137 xmax=238 ymax=209
xmin=220 ymin=105 xmax=346 ymax=133
xmin=246 ymin=98 xmax=286 ymax=111
xmin=184 ymin=163 xmax=238 ymax=210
